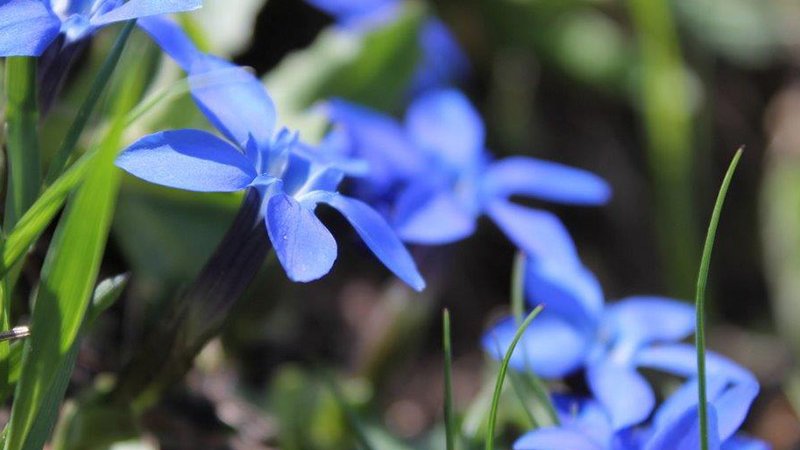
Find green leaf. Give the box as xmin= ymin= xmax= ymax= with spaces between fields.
xmin=4 ymin=57 xmax=41 ymax=230
xmin=485 ymin=306 xmax=543 ymax=450
xmin=0 ymin=153 xmax=93 ymax=280
xmin=3 ymin=59 xmax=139 ymax=450
xmin=695 ymin=148 xmax=742 ymax=450
xmin=443 ymin=309 xmax=455 ymax=450
xmin=44 ymin=20 xmax=136 ymax=185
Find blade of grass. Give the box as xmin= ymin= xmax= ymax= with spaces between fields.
xmin=443 ymin=309 xmax=455 ymax=450
xmin=43 ymin=20 xmax=136 ymax=186
xmin=4 ymin=57 xmax=41 ymax=229
xmin=485 ymin=305 xmax=543 ymax=450
xmin=695 ymin=148 xmax=743 ymax=450
xmin=0 ymin=153 xmax=93 ymax=279
xmin=509 ymin=253 xmax=559 ymax=426
xmin=3 ymin=60 xmax=138 ymax=450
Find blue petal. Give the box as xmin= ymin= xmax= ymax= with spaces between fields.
xmin=605 ymin=297 xmax=695 ymax=349
xmin=714 ymin=379 xmax=760 ymax=441
xmin=513 ymin=427 xmax=604 ymax=450
xmin=486 ymin=200 xmax=580 ymax=266
xmin=635 ymin=344 xmax=757 ymax=383
xmin=188 ymin=57 xmax=277 ymax=153
xmin=482 ymin=157 xmax=611 ymax=205
xmin=645 ymin=404 xmax=721 ymax=450
xmin=721 ymin=436 xmax=771 ymax=450
xmin=116 ymin=129 xmax=257 ymax=192
xmin=482 ymin=313 xmax=589 ymax=378
xmin=652 ymin=377 xmax=728 ymax=434
xmin=412 ymin=18 xmax=469 ymax=92
xmin=313 ymin=193 xmax=425 ymax=291
xmin=91 ymin=0 xmax=202 ymax=26
xmin=0 ymin=0 xmax=61 ymax=57
xmin=265 ymin=193 xmax=338 ymax=282
xmin=587 ymin=359 xmax=655 ymax=430
xmin=405 ymin=88 xmax=484 ymax=170
xmin=305 ymin=0 xmax=398 ymax=29
xmin=393 ymin=182 xmax=476 ymax=244
xmin=326 ymin=99 xmax=425 ymax=191
xmin=137 ymin=16 xmax=202 ymax=71
xmin=526 ymin=259 xmax=604 ymax=327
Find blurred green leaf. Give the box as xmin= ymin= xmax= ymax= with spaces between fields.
xmin=3 ymin=52 xmax=140 ymax=450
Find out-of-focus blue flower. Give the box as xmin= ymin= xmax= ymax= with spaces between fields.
xmin=115 ymin=17 xmax=424 ymax=291
xmin=304 ymin=0 xmax=469 ymax=91
xmin=326 ymin=89 xmax=611 ymax=259
xmin=513 ymin=372 xmax=767 ymax=450
xmin=0 ymin=0 xmax=201 ymax=57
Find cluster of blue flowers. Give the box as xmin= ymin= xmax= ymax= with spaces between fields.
xmin=482 ymin=235 xmax=767 ymax=449
xmin=0 ymin=0 xmax=768 ymax=448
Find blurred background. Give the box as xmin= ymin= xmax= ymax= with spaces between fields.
xmin=20 ymin=0 xmax=800 ymax=448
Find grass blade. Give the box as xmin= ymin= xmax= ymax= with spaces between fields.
xmin=485 ymin=305 xmax=543 ymax=450
xmin=0 ymin=154 xmax=93 ymax=279
xmin=3 ymin=61 xmax=138 ymax=450
xmin=443 ymin=309 xmax=455 ymax=450
xmin=44 ymin=20 xmax=136 ymax=185
xmin=4 ymin=57 xmax=41 ymax=229
xmin=695 ymin=148 xmax=743 ymax=450
xmin=511 ymin=252 xmax=526 ymax=322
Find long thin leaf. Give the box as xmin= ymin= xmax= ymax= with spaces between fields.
xmin=44 ymin=20 xmax=136 ymax=185
xmin=485 ymin=306 xmax=543 ymax=450
xmin=0 ymin=154 xmax=93 ymax=279
xmin=3 ymin=65 xmax=137 ymax=450
xmin=443 ymin=309 xmax=455 ymax=450
xmin=695 ymin=148 xmax=743 ymax=450
xmin=4 ymin=57 xmax=41 ymax=229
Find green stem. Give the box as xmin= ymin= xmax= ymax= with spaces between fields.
xmin=44 ymin=20 xmax=136 ymax=186
xmin=443 ymin=309 xmax=455 ymax=450
xmin=485 ymin=306 xmax=543 ymax=450
xmin=4 ymin=57 xmax=41 ymax=230
xmin=511 ymin=252 xmax=526 ymax=322
xmin=696 ymin=148 xmax=742 ymax=450
xmin=627 ymin=0 xmax=698 ymax=296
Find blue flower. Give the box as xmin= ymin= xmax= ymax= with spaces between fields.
xmin=513 ymin=372 xmax=766 ymax=450
xmin=326 ymin=89 xmax=611 ymax=259
xmin=115 ymin=17 xmax=425 ymax=290
xmin=305 ymin=0 xmax=399 ymax=30
xmin=0 ymin=0 xmax=201 ymax=57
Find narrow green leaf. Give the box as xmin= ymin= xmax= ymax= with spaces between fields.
xmin=44 ymin=20 xmax=136 ymax=185
xmin=511 ymin=252 xmax=526 ymax=322
xmin=485 ymin=306 xmax=543 ymax=450
xmin=0 ymin=154 xmax=93 ymax=280
xmin=695 ymin=148 xmax=743 ymax=450
xmin=443 ymin=309 xmax=455 ymax=450
xmin=3 ymin=65 xmax=137 ymax=450
xmin=4 ymin=57 xmax=41 ymax=230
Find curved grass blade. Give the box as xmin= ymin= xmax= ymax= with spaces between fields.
xmin=44 ymin=20 xmax=136 ymax=186
xmin=443 ymin=309 xmax=455 ymax=450
xmin=696 ymin=148 xmax=743 ymax=450
xmin=485 ymin=305 xmax=543 ymax=450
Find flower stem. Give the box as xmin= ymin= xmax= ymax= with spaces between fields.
xmin=111 ymin=189 xmax=270 ymax=409
xmin=696 ymin=148 xmax=742 ymax=450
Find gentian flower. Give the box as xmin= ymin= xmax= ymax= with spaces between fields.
xmin=481 ymin=222 xmax=717 ymax=430
xmin=115 ymin=17 xmax=425 ymax=290
xmin=513 ymin=372 xmax=767 ymax=450
xmin=326 ymin=90 xmax=611 ymax=259
xmin=0 ymin=0 xmax=201 ymax=57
